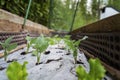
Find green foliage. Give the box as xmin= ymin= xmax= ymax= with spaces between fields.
xmin=50 ymin=0 xmax=120 ymax=31
xmin=46 ymin=35 xmax=87 ymax=63
xmin=32 ymin=34 xmax=49 ymax=64
xmin=64 ymin=38 xmax=80 ymax=63
xmin=6 ymin=61 xmax=28 ymax=80
xmin=63 ymin=36 xmax=88 ymax=63
xmin=0 ymin=0 xmax=49 ymax=26
xmin=108 ymin=0 xmax=120 ymax=10
xmin=25 ymin=36 xmax=36 ymax=54
xmin=47 ymin=35 xmax=84 ymax=63
xmin=26 ymin=34 xmax=87 ymax=64
xmin=47 ymin=35 xmax=61 ymax=45
xmin=76 ymin=58 xmax=106 ymax=80
xmin=0 ymin=37 xmax=17 ymax=61
xmin=34 ymin=35 xmax=49 ymax=53
xmin=50 ymin=0 xmax=99 ymax=31
xmin=51 ymin=0 xmax=75 ymax=31
xmin=1 ymin=0 xmax=119 ymax=31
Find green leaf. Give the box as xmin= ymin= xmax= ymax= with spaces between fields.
xmin=39 ymin=41 xmax=48 ymax=53
xmin=0 ymin=37 xmax=17 ymax=61
xmin=32 ymin=50 xmax=37 ymax=56
xmin=64 ymin=35 xmax=71 ymax=39
xmin=76 ymin=66 xmax=88 ymax=80
xmin=0 ymin=42 xmax=6 ymax=49
xmin=26 ymin=36 xmax=31 ymax=42
xmin=6 ymin=61 xmax=28 ymax=80
xmin=5 ymin=36 xmax=13 ymax=44
xmin=25 ymin=36 xmax=37 ymax=54
xmin=0 ymin=0 xmax=5 ymax=5
xmin=49 ymin=38 xmax=55 ymax=45
xmin=89 ymin=58 xmax=106 ymax=80
xmin=7 ymin=43 xmax=17 ymax=51
xmin=32 ymin=34 xmax=49 ymax=63
xmin=14 ymin=0 xmax=19 ymax=4
xmin=30 ymin=37 xmax=37 ymax=45
xmin=74 ymin=40 xmax=80 ymax=47
xmin=76 ymin=58 xmax=106 ymax=80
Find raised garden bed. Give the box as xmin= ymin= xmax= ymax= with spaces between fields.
xmin=0 ymin=45 xmax=112 ymax=80
xmin=0 ymin=35 xmax=112 ymax=80
xmin=0 ymin=44 xmax=87 ymax=80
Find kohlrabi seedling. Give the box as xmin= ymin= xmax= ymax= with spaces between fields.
xmin=25 ymin=36 xmax=36 ymax=54
xmin=0 ymin=37 xmax=17 ymax=61
xmin=47 ymin=35 xmax=61 ymax=45
xmin=76 ymin=58 xmax=106 ymax=80
xmin=63 ymin=38 xmax=78 ymax=63
xmin=63 ymin=36 xmax=88 ymax=63
xmin=6 ymin=61 xmax=28 ymax=80
xmin=32 ymin=34 xmax=49 ymax=65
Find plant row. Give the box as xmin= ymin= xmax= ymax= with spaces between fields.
xmin=0 ymin=35 xmax=106 ymax=80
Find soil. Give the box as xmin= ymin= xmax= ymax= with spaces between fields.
xmin=20 ymin=51 xmax=27 ymax=55
xmin=6 ymin=59 xmax=17 ymax=63
xmin=0 ymin=66 xmax=5 ymax=70
xmin=44 ymin=51 xmax=50 ymax=55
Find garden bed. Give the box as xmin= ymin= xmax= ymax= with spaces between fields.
xmin=0 ymin=43 xmax=112 ymax=80
xmin=0 ymin=43 xmax=89 ymax=80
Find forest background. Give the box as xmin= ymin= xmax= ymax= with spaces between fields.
xmin=0 ymin=0 xmax=120 ymax=31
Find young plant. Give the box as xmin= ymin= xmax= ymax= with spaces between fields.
xmin=76 ymin=58 xmax=106 ymax=80
xmin=63 ymin=38 xmax=78 ymax=63
xmin=63 ymin=36 xmax=88 ymax=63
xmin=33 ymin=34 xmax=49 ymax=65
xmin=0 ymin=37 xmax=17 ymax=61
xmin=6 ymin=61 xmax=28 ymax=80
xmin=25 ymin=36 xmax=36 ymax=54
xmin=63 ymin=35 xmax=79 ymax=63
xmin=47 ymin=35 xmax=61 ymax=45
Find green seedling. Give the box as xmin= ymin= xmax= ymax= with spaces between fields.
xmin=72 ymin=36 xmax=88 ymax=63
xmin=32 ymin=34 xmax=49 ymax=64
xmin=47 ymin=35 xmax=84 ymax=63
xmin=47 ymin=35 xmax=61 ymax=45
xmin=76 ymin=58 xmax=106 ymax=80
xmin=0 ymin=37 xmax=17 ymax=61
xmin=6 ymin=61 xmax=28 ymax=80
xmin=63 ymin=36 xmax=88 ymax=63
xmin=63 ymin=35 xmax=79 ymax=63
xmin=25 ymin=36 xmax=36 ymax=54
xmin=40 ymin=35 xmax=87 ymax=64
xmin=63 ymin=38 xmax=79 ymax=63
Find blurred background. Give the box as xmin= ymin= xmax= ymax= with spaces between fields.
xmin=0 ymin=0 xmax=120 ymax=31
